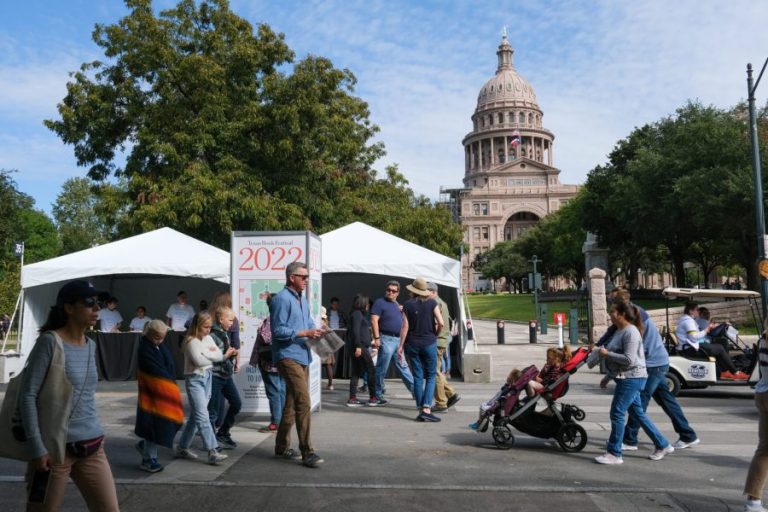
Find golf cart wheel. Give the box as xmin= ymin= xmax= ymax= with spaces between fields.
xmin=572 ymin=407 xmax=586 ymax=421
xmin=492 ymin=425 xmax=515 ymax=450
xmin=665 ymin=372 xmax=681 ymax=396
xmin=556 ymin=423 xmax=588 ymax=453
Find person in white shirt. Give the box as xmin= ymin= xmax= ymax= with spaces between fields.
xmin=166 ymin=291 xmax=195 ymax=332
xmin=98 ymin=297 xmax=123 ymax=332
xmin=129 ymin=306 xmax=152 ymax=332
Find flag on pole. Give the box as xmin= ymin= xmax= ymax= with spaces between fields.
xmin=14 ymin=242 xmax=24 ymax=258
xmin=510 ymin=130 xmax=521 ymax=147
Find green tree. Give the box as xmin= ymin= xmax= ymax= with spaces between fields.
xmin=52 ymin=177 xmax=116 ymax=254
xmin=472 ymin=242 xmax=528 ymax=292
xmin=45 ymin=0 xmax=460 ymax=255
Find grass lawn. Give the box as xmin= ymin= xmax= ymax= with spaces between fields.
xmin=465 ymin=294 xmax=684 ymax=322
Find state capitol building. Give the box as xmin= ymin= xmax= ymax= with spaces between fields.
xmin=440 ymin=34 xmax=579 ymax=291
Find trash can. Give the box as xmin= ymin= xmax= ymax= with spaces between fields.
xmin=496 ymin=320 xmax=505 ymax=344
xmin=529 ymin=320 xmax=537 ymax=344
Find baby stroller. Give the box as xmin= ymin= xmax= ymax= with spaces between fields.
xmin=478 ymin=346 xmax=590 ymax=452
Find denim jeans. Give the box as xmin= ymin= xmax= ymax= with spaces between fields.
xmin=405 ymin=343 xmax=437 ymax=409
xmin=375 ymin=335 xmax=414 ymax=398
xmin=607 ymin=377 xmax=669 ymax=457
xmin=624 ymin=364 xmax=698 ymax=445
xmin=178 ymin=370 xmax=218 ymax=451
xmin=259 ymin=367 xmax=285 ymax=425
xmin=208 ymin=374 xmax=242 ymax=436
xmin=141 ymin=440 xmax=158 ymax=461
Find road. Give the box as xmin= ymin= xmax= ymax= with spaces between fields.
xmin=0 ymin=320 xmax=759 ymax=511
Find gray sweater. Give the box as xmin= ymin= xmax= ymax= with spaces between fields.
xmin=604 ymin=325 xmax=647 ymax=379
xmin=20 ymin=332 xmax=103 ymax=458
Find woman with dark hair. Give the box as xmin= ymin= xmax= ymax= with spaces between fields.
xmin=676 ymin=301 xmax=747 ymax=380
xmin=346 ymin=294 xmax=383 ymax=407
xmin=20 ymin=280 xmax=119 ymax=511
xmin=595 ymin=301 xmax=673 ymax=465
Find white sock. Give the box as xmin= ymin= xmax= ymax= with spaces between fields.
xmin=748 ymin=499 xmax=762 ymax=507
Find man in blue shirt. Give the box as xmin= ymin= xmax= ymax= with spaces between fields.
xmin=271 ymin=261 xmax=325 ymax=468
xmin=598 ymin=288 xmax=699 ymax=451
xmin=371 ymin=280 xmax=414 ymax=401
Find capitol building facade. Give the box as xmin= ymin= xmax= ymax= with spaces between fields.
xmin=440 ymin=34 xmax=579 ymax=291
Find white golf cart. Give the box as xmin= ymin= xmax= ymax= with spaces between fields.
xmin=662 ymin=287 xmax=764 ymax=395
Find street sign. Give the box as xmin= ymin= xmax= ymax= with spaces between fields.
xmin=527 ymin=272 xmax=542 ymax=290
xmin=553 ymin=312 xmax=566 ymax=325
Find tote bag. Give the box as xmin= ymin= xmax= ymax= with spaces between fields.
xmin=0 ymin=332 xmax=73 ymax=464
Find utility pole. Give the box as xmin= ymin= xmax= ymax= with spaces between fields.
xmin=529 ymin=255 xmax=542 ymax=330
xmin=748 ymin=60 xmax=768 ymax=318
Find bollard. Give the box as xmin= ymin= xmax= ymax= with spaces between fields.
xmin=540 ymin=304 xmax=548 ymax=335
xmin=569 ymin=308 xmax=579 ymax=345
xmin=529 ymin=320 xmax=537 ymax=343
xmin=557 ymin=317 xmax=564 ymax=348
xmin=496 ymin=320 xmax=505 ymax=344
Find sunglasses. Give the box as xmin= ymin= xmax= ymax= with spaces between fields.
xmin=385 ymin=288 xmax=399 ymax=293
xmin=292 ymin=274 xmax=310 ymax=280
xmin=82 ymin=297 xmax=98 ymax=307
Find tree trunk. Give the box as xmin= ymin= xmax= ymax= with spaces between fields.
xmin=672 ymin=253 xmax=686 ymax=288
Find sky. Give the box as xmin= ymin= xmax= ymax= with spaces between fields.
xmin=2 ymin=0 xmax=768 ymax=216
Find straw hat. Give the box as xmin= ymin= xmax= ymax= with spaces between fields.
xmin=406 ymin=278 xmax=431 ymax=297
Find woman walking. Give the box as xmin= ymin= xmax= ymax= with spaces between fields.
xmin=20 ymin=280 xmax=120 ymax=511
xmin=397 ymin=278 xmax=443 ymax=422
xmin=175 ymin=312 xmax=235 ymax=465
xmin=743 ymin=323 xmax=768 ymax=512
xmin=346 ymin=294 xmax=382 ymax=407
xmin=251 ymin=294 xmax=285 ymax=433
xmin=134 ymin=319 xmax=184 ymax=473
xmin=595 ymin=301 xmax=674 ymax=465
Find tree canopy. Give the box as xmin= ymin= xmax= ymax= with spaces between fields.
xmin=45 ymin=0 xmax=461 ymax=254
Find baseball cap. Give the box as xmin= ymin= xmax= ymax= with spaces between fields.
xmin=56 ymin=280 xmax=105 ymax=306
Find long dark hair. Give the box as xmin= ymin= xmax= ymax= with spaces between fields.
xmin=39 ymin=305 xmax=69 ymax=332
xmin=611 ymin=301 xmax=645 ymax=336
xmin=351 ymin=294 xmax=369 ymax=312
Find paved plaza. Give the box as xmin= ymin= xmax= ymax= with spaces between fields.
xmin=0 ymin=320 xmax=760 ymax=511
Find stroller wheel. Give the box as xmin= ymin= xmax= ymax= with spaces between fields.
xmin=492 ymin=425 xmax=515 ymax=450
xmin=556 ymin=423 xmax=588 ymax=453
xmin=572 ymin=407 xmax=586 ymax=421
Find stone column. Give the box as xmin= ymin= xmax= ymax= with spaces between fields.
xmin=490 ymin=137 xmax=495 ymax=167
xmin=589 ymin=268 xmax=608 ymax=343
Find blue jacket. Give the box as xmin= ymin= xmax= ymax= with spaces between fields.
xmin=270 ymin=286 xmax=315 ymax=366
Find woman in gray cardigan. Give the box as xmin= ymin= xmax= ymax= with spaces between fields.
xmin=595 ymin=301 xmax=673 ymax=465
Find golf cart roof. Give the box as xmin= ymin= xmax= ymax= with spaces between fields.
xmin=662 ymin=287 xmax=761 ymax=300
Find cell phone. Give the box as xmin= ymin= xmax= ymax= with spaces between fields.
xmin=28 ymin=470 xmax=50 ymax=504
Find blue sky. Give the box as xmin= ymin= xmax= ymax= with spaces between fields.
xmin=2 ymin=0 xmax=768 ymax=215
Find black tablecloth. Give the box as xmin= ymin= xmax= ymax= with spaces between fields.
xmin=92 ymin=331 xmax=186 ymax=381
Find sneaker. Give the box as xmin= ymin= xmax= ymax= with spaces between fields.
xmin=720 ymin=370 xmax=737 ymax=380
xmin=594 ymin=452 xmax=623 ymax=465
xmin=327 ymin=384 xmax=335 ymax=391
xmin=672 ymin=438 xmax=700 ymax=450
xmin=621 ymin=443 xmax=639 ymax=451
xmin=447 ymin=394 xmax=461 ymax=408
xmin=346 ymin=397 xmax=363 ymax=407
xmin=649 ymin=445 xmax=674 ymax=461
xmin=419 ymin=411 xmax=442 ymax=423
xmin=275 ymin=448 xmax=300 ymax=460
xmin=367 ymin=397 xmax=387 ymax=407
xmin=432 ymin=405 xmax=448 ymax=413
xmin=260 ymin=423 xmax=279 ymax=433
xmin=207 ymin=449 xmax=228 ymax=465
xmin=216 ymin=434 xmax=237 ymax=449
xmin=468 ymin=422 xmax=480 ymax=430
xmin=302 ymin=452 xmax=324 ymax=468
xmin=734 ymin=371 xmax=750 ymax=381
xmin=174 ymin=446 xmax=198 ymax=459
xmin=139 ymin=458 xmax=164 ymax=473
xmin=744 ymin=501 xmax=768 ymax=512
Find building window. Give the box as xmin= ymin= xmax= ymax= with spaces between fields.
xmin=481 ymin=227 xmax=489 ymax=240
xmin=528 ymin=113 xmax=533 ymax=125
xmin=509 ymin=112 xmax=514 ymax=124
xmin=481 ymin=203 xmax=488 ymax=215
xmin=473 ymin=227 xmax=480 ymax=241
xmin=519 ymin=112 xmax=525 ymax=124
xmin=489 ymin=114 xmax=493 ymax=126
xmin=498 ymin=113 xmax=504 ymax=124
xmin=480 ymin=117 xmax=485 ymax=128
xmin=473 ymin=203 xmax=480 ymax=216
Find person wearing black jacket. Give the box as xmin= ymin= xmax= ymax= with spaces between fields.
xmin=346 ymin=294 xmax=385 ymax=407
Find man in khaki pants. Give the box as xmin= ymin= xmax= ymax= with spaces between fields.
xmin=427 ymin=282 xmax=460 ymax=412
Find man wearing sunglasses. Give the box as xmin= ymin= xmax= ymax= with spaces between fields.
xmin=371 ymin=281 xmax=414 ymax=401
xmin=270 ymin=261 xmax=325 ymax=469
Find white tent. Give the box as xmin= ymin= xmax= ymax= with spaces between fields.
xmin=18 ymin=228 xmax=229 ymax=359
xmin=319 ymin=222 xmax=467 ymax=375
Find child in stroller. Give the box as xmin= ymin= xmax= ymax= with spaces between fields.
xmin=469 ymin=346 xmax=591 ymax=452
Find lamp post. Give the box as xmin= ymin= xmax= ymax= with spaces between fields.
xmin=747 ymin=59 xmax=768 ymax=318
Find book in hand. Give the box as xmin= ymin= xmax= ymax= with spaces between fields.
xmin=308 ymin=328 xmax=345 ymax=358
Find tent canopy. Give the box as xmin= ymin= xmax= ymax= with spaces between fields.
xmin=320 ymin=222 xmax=460 ymax=289
xmin=21 ymin=227 xmax=229 ymax=288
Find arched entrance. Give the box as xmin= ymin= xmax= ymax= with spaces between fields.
xmin=504 ymin=211 xmax=540 ymax=241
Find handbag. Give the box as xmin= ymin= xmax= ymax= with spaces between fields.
xmin=0 ymin=332 xmax=74 ymax=464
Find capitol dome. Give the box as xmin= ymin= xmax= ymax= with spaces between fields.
xmin=476 ymin=35 xmax=539 ymax=110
